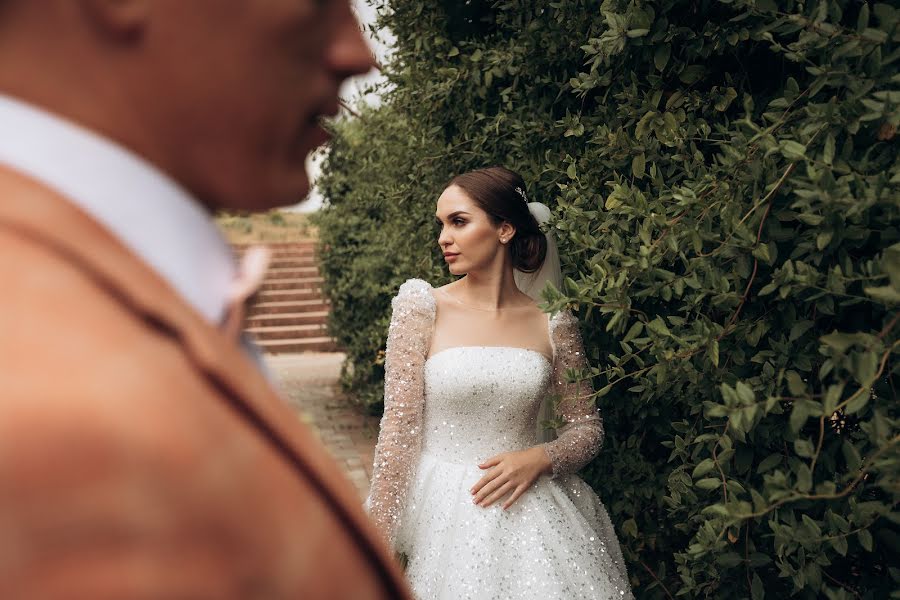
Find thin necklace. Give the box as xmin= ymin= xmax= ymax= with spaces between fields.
xmin=439 ymin=287 xmax=531 ymax=312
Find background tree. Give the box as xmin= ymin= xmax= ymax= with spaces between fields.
xmin=315 ymin=1 xmax=900 ymax=597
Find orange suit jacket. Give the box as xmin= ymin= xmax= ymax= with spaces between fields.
xmin=0 ymin=165 xmax=410 ymax=599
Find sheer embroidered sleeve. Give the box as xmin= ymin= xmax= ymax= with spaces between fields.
xmin=365 ymin=278 xmax=435 ymax=548
xmin=542 ymin=310 xmax=604 ymax=477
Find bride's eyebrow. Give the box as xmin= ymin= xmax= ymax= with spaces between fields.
xmin=436 ymin=211 xmax=470 ymax=221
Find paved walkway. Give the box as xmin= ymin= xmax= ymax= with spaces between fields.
xmin=265 ymin=352 xmax=379 ymax=500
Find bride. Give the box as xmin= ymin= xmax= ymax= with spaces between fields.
xmin=366 ymin=166 xmax=634 ymax=599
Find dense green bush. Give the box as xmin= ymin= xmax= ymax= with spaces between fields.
xmin=315 ymin=0 xmax=899 ymax=597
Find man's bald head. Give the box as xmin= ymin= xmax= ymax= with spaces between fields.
xmin=0 ymin=0 xmax=374 ymax=211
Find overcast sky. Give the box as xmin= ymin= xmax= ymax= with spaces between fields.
xmin=291 ymin=0 xmax=393 ymax=212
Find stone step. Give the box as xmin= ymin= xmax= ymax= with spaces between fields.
xmin=266 ymin=266 xmax=320 ymax=279
xmin=257 ymin=336 xmax=339 ymax=353
xmin=272 ymin=247 xmax=316 ymax=260
xmin=233 ymin=240 xmax=315 ymax=249
xmin=235 ymin=249 xmax=316 ymax=261
xmin=247 ymin=324 xmax=328 ymax=341
xmin=247 ymin=299 xmax=330 ymax=316
xmin=256 ymin=288 xmax=323 ymax=303
xmin=246 ymin=311 xmax=329 ymax=328
xmin=266 ymin=256 xmax=319 ymax=278
xmin=268 ymin=257 xmax=318 ymax=269
xmin=259 ymin=277 xmax=323 ymax=292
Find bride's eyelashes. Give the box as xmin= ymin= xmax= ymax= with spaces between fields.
xmin=434 ymin=217 xmax=468 ymax=230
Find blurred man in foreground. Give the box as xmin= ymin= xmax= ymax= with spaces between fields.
xmin=0 ymin=1 xmax=409 ymax=597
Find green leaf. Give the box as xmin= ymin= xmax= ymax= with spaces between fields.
xmin=794 ymin=439 xmax=815 ymax=458
xmin=864 ymin=285 xmax=900 ymax=303
xmin=758 ymin=453 xmax=782 ymax=474
xmin=823 ymin=383 xmax=844 ymax=414
xmin=850 ymin=351 xmax=878 ymax=386
xmin=679 ymin=65 xmax=706 ymax=85
xmin=714 ymin=87 xmax=738 ymax=112
xmin=842 ymin=440 xmax=861 ymax=471
xmin=823 ymin=133 xmax=835 ymax=165
xmin=693 ymin=458 xmax=716 ymax=479
xmin=759 ymin=282 xmax=778 ymax=296
xmin=751 ymin=489 xmax=768 ymax=512
xmin=816 ymin=230 xmax=834 ymax=250
xmin=717 ymin=552 xmax=742 ymax=567
xmin=623 ymin=321 xmax=644 ymax=342
xmin=797 ymin=213 xmax=824 ymax=226
xmin=695 ymin=477 xmax=720 ymax=490
xmin=801 ymin=514 xmax=822 ymax=537
xmin=752 ymin=244 xmax=771 ymax=263
xmin=709 ymin=338 xmax=720 ymax=368
xmin=736 ymin=381 xmax=755 ymax=405
xmin=648 ymin=317 xmax=671 ymax=336
xmin=566 ymin=162 xmax=577 ymax=179
xmin=831 ymin=533 xmax=849 ymax=556
xmin=789 ymin=320 xmax=814 ymax=342
xmin=859 ymin=529 xmax=874 ymax=552
xmin=621 ymin=518 xmax=638 ymax=538
xmin=796 ymin=462 xmax=812 ymax=492
xmin=786 ymin=370 xmax=807 ymax=396
xmin=844 ymin=389 xmax=871 ymax=415
xmin=632 ymin=153 xmax=646 ymax=179
xmin=820 ymin=332 xmax=860 ymax=353
xmin=790 ymin=401 xmax=810 ymax=432
xmin=654 ymin=44 xmax=671 ymax=71
xmin=780 ymin=140 xmax=807 ymax=160
xmin=857 ymin=3 xmax=870 ymax=32
xmin=751 ymin=572 xmax=764 ymax=600
xmin=882 ymin=243 xmax=900 ymax=288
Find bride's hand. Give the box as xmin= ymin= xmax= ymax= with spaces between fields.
xmin=470 ymin=446 xmax=553 ymax=509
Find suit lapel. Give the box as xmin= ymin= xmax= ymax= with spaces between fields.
xmin=0 ymin=165 xmax=400 ymax=588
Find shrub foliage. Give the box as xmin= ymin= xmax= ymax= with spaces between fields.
xmin=315 ymin=0 xmax=899 ymax=597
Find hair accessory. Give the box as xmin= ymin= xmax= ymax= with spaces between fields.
xmin=514 ymin=186 xmax=528 ymax=203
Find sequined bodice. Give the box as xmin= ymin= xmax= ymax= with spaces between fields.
xmin=422 ymin=347 xmax=552 ymax=463
xmin=367 ymin=279 xmax=604 ymax=550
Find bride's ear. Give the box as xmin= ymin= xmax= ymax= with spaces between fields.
xmin=498 ymin=221 xmax=516 ymax=244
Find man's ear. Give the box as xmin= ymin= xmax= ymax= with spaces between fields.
xmin=78 ymin=0 xmax=150 ymax=37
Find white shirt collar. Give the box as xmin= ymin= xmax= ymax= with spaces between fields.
xmin=0 ymin=93 xmax=236 ymax=324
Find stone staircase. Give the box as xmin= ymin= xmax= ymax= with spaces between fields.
xmin=235 ymin=241 xmax=338 ymax=353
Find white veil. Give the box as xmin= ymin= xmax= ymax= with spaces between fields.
xmin=513 ymin=202 xmax=562 ymax=304
xmin=514 ymin=201 xmax=563 ymax=443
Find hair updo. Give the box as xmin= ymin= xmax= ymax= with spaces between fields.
xmin=447 ymin=166 xmax=547 ymax=273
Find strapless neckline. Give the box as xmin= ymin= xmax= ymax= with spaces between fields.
xmin=425 ymin=345 xmax=552 ymax=366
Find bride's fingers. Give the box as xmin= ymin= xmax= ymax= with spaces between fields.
xmin=470 ymin=467 xmax=501 ymax=495
xmin=478 ymin=455 xmax=502 ymax=469
xmin=472 ymin=472 xmax=508 ymax=504
xmin=479 ymin=481 xmax=514 ymax=507
xmin=501 ymin=484 xmax=529 ymax=510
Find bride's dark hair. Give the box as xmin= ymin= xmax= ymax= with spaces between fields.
xmin=447 ymin=166 xmax=547 ymax=273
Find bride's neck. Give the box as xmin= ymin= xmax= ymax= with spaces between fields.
xmin=458 ymin=268 xmax=521 ymax=310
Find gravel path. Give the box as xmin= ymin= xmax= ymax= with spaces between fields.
xmin=266 ymin=353 xmax=379 ymax=500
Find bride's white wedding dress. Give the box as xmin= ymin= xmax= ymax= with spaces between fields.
xmin=366 ymin=279 xmax=633 ymax=599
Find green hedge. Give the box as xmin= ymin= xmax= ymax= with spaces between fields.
xmin=314 ymin=1 xmax=899 ymax=597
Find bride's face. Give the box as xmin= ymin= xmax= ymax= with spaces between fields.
xmin=435 ymin=185 xmax=511 ymax=276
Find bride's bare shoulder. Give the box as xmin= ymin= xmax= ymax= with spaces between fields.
xmin=430 ymin=281 xmax=460 ymax=304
